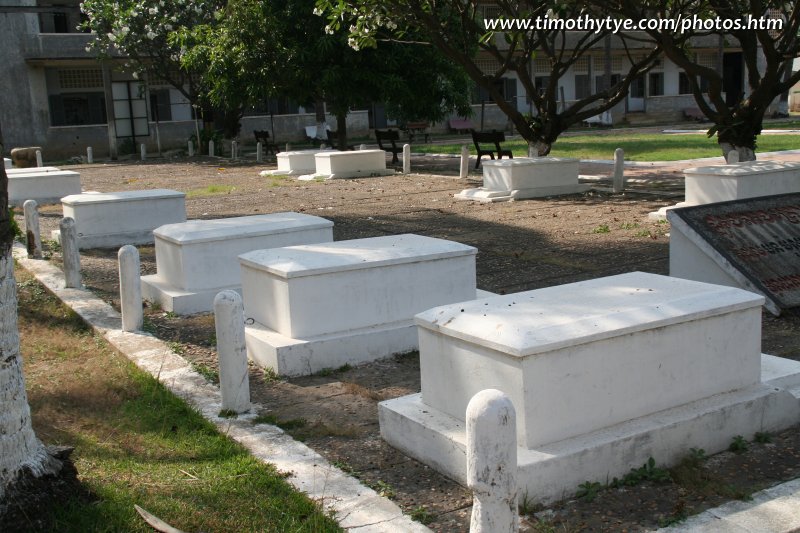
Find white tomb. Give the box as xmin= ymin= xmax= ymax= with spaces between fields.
xmin=3 ymin=157 xmax=10 ymax=169
xmin=8 ymin=170 xmax=81 ymax=205
xmin=649 ymin=160 xmax=800 ymax=220
xmin=380 ymin=272 xmax=800 ymax=504
xmin=260 ymin=149 xmax=332 ymax=176
xmin=298 ymin=149 xmax=394 ymax=180
xmin=7 ymin=166 xmax=60 ymax=174
xmin=141 ymin=213 xmax=333 ymax=315
xmin=455 ymin=157 xmax=590 ymax=202
xmin=240 ymin=234 xmax=482 ymax=376
xmin=51 ymin=190 xmax=186 ymax=249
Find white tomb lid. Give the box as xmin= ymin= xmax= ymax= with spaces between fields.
xmin=155 ymin=212 xmax=333 ymax=244
xmin=684 ymin=160 xmax=800 ymax=176
xmin=415 ymin=272 xmax=764 ymax=358
xmin=61 ymin=189 xmax=183 ymax=205
xmin=239 ymin=234 xmax=477 ymax=278
xmin=315 ymin=149 xmax=385 ymax=158
xmin=483 ymin=156 xmax=578 ymax=166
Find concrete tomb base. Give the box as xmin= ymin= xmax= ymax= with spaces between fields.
xmin=649 ymin=160 xmax=800 ymax=220
xmin=298 ymin=150 xmax=394 ymax=180
xmin=239 ymin=234 xmax=481 ymax=376
xmin=7 ymin=166 xmax=60 ymax=174
xmin=51 ymin=190 xmax=186 ymax=249
xmin=260 ymin=149 xmax=333 ymax=176
xmin=379 ymin=272 xmax=800 ymax=504
xmin=455 ymin=157 xmax=590 ymax=203
xmin=8 ymin=170 xmax=81 ymax=206
xmin=141 ymin=213 xmax=334 ymax=315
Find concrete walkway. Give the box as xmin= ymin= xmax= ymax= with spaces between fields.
xmin=13 ymin=242 xmax=800 ymax=533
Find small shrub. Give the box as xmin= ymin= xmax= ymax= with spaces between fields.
xmin=575 ymin=480 xmax=602 ymax=502
xmin=410 ymin=506 xmax=433 ymax=524
xmin=218 ymin=409 xmax=238 ymax=419
xmin=729 ymin=435 xmax=749 ymax=453
xmin=592 ymin=224 xmax=611 ymax=234
xmin=754 ymin=431 xmax=772 ymax=444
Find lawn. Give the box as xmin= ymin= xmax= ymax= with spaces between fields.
xmin=414 ymin=132 xmax=800 ymax=161
xmin=15 ymin=268 xmax=341 ymax=532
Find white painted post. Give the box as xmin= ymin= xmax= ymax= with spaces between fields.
xmin=359 ymin=144 xmax=367 ymax=151
xmin=285 ymin=143 xmax=291 ymax=152
xmin=188 ymin=140 xmax=194 ymax=157
xmin=403 ymin=143 xmax=411 ymax=174
xmin=118 ymin=245 xmax=143 ymax=332
xmin=320 ymin=143 xmax=326 ymax=150
xmin=59 ymin=217 xmax=81 ymax=289
xmin=35 ymin=150 xmax=43 ymax=168
xmin=208 ymin=140 xmax=215 ymax=157
xmin=460 ymin=145 xmax=470 ymax=179
xmin=727 ymin=150 xmax=740 ymax=164
xmin=214 ymin=290 xmax=251 ymax=413
xmin=87 ymin=146 xmax=94 ymax=164
xmin=23 ymin=200 xmax=42 ymax=259
xmin=140 ymin=143 xmax=146 ymax=161
xmin=231 ymin=140 xmax=238 ymax=160
xmin=613 ymin=148 xmax=624 ymax=193
xmin=467 ymin=389 xmax=518 ymax=533
xmin=256 ymin=142 xmax=263 ymax=162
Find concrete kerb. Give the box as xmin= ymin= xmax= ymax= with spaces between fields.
xmin=12 ymin=243 xmax=430 ymax=533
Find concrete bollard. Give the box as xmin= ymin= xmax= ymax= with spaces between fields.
xmin=467 ymin=389 xmax=518 ymax=533
xmin=140 ymin=143 xmax=146 ymax=161
xmin=23 ymin=199 xmax=42 ymax=259
xmin=87 ymin=146 xmax=94 ymax=164
xmin=208 ymin=140 xmax=215 ymax=157
xmin=403 ymin=143 xmax=411 ymax=174
xmin=188 ymin=140 xmax=194 ymax=157
xmin=118 ymin=245 xmax=143 ymax=332
xmin=214 ymin=290 xmax=251 ymax=414
xmin=460 ymin=145 xmax=470 ymax=179
xmin=612 ymin=148 xmax=624 ymax=193
xmin=35 ymin=150 xmax=43 ymax=168
xmin=231 ymin=140 xmax=238 ymax=160
xmin=727 ymin=150 xmax=740 ymax=164
xmin=285 ymin=143 xmax=291 ymax=152
xmin=320 ymin=143 xmax=326 ymax=150
xmin=359 ymin=144 xmax=367 ymax=151
xmin=59 ymin=217 xmax=82 ymax=289
xmin=256 ymin=142 xmax=263 ymax=163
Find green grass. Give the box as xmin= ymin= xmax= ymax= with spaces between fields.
xmin=186 ymin=184 xmax=235 ymax=197
xmin=413 ymin=132 xmax=800 ymax=161
xmin=17 ymin=269 xmax=341 ymax=532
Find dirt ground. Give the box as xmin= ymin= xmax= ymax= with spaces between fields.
xmin=18 ymin=152 xmax=800 ymax=532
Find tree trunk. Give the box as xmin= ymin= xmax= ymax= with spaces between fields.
xmin=336 ymin=112 xmax=348 ymax=151
xmin=0 ymin=122 xmax=59 ymax=503
xmin=719 ymin=142 xmax=756 ymax=162
xmin=315 ymin=99 xmax=327 ymax=142
xmin=528 ymin=140 xmax=551 ymax=157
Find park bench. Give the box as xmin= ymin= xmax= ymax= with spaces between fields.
xmin=375 ymin=129 xmax=403 ymax=164
xmin=449 ymin=118 xmax=475 ymax=134
xmin=326 ymin=130 xmax=355 ymax=150
xmin=471 ymin=130 xmax=513 ymax=169
xmin=253 ymin=130 xmax=278 ymax=155
xmin=403 ymin=121 xmax=430 ymax=143
xmin=683 ymin=108 xmax=707 ymax=122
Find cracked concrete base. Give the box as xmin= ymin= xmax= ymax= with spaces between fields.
xmin=13 ymin=244 xmax=430 ymax=532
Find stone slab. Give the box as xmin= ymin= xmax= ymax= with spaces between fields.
xmin=684 ymin=160 xmax=800 ymax=205
xmin=668 ymin=193 xmax=800 ymax=315
xmin=8 ymin=170 xmax=81 ymax=205
xmin=141 ymin=213 xmax=333 ymax=315
xmin=6 ymin=166 xmax=60 ymax=174
xmin=298 ymin=149 xmax=394 ymax=180
xmin=260 ymin=149 xmax=333 ymax=176
xmin=52 ymin=189 xmax=186 ymax=249
xmin=455 ymin=157 xmax=590 ymax=202
xmin=415 ymin=272 xmax=764 ymax=448
xmin=238 ymin=233 xmax=477 ymax=338
xmin=380 ymin=356 xmax=800 ymax=506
